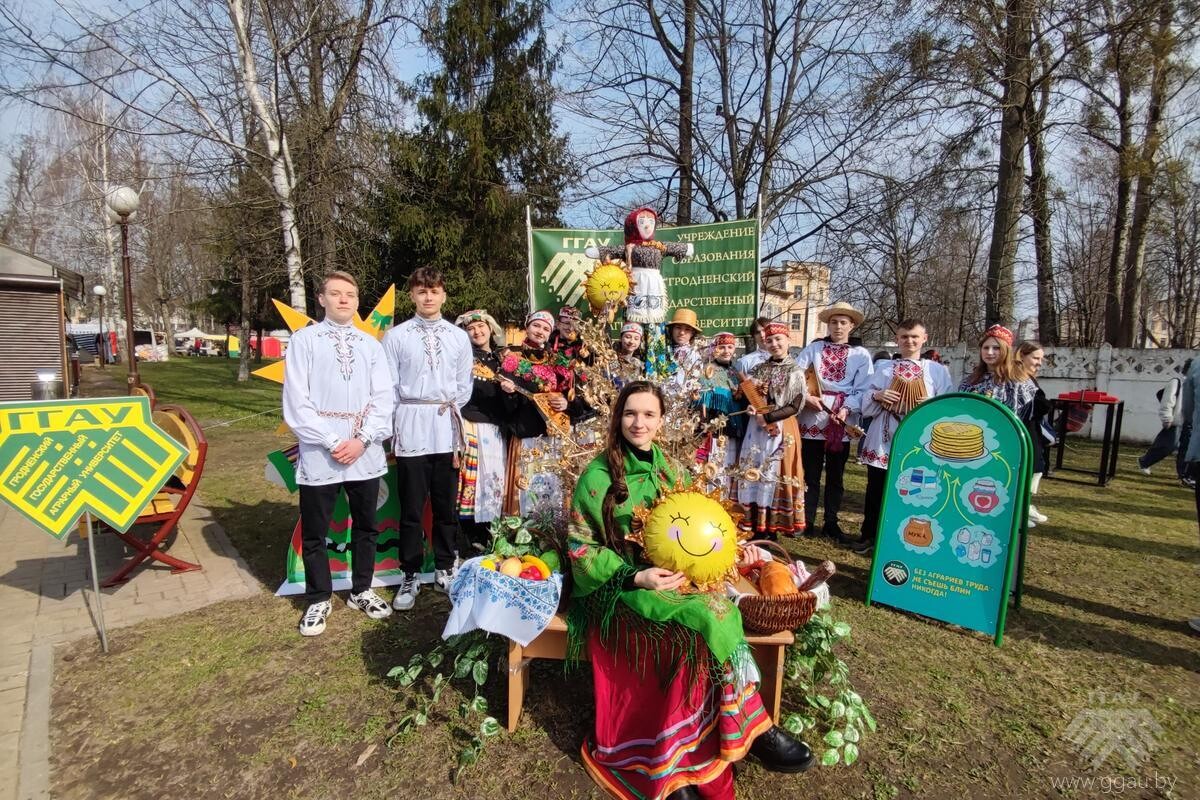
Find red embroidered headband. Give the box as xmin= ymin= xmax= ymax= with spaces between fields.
xmin=764 ymin=322 xmax=789 ymax=338
xmin=983 ymin=324 xmax=1014 ymax=347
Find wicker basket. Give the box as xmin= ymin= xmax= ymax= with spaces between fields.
xmin=736 ymin=540 xmax=820 ymax=634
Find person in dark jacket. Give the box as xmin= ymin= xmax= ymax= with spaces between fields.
xmin=1138 ymin=359 xmax=1193 ymax=487
xmin=1016 ymin=341 xmax=1052 ymax=526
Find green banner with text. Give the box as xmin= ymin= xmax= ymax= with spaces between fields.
xmin=529 ymin=218 xmax=759 ymax=334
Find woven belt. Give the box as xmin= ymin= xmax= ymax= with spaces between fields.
xmin=397 ymin=398 xmax=465 ymax=457
xmin=317 ymin=406 xmax=370 ymax=439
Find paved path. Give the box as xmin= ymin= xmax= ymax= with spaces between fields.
xmin=0 ymin=500 xmax=260 ymax=800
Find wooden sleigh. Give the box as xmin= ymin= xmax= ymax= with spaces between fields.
xmin=94 ymin=400 xmax=207 ymax=586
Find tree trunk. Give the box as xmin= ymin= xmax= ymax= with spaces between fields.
xmin=227 ymin=0 xmax=306 ymax=313
xmin=1025 ymin=40 xmax=1058 ymax=345
xmin=984 ymin=0 xmax=1034 ymax=327
xmin=1117 ymin=0 xmax=1172 ymax=347
xmin=237 ymin=258 xmax=253 ymax=382
xmin=676 ymin=0 xmax=695 ymax=224
xmin=1103 ymin=60 xmax=1134 ymax=345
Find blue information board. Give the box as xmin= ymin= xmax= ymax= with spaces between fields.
xmin=865 ymin=393 xmax=1031 ymax=645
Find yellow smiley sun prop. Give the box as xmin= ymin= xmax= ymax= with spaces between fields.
xmin=584 ymin=260 xmax=635 ymax=321
xmin=631 ymin=488 xmax=743 ymax=591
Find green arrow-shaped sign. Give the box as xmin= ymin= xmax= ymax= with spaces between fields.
xmin=0 ymin=397 xmax=188 ymax=540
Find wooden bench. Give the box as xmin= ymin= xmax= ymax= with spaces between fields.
xmin=507 ymin=614 xmax=794 ymax=732
xmin=132 ymin=383 xmax=157 ymax=407
xmin=99 ymin=403 xmax=207 ymax=587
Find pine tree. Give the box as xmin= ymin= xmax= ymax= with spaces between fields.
xmin=370 ymin=0 xmax=575 ymax=321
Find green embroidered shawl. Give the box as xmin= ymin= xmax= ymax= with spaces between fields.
xmin=565 ymin=444 xmax=747 ymax=666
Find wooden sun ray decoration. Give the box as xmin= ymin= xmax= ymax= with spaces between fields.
xmin=251 ymin=286 xmax=396 ymax=386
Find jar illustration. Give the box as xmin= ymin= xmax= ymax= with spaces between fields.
xmin=967 ymin=479 xmax=999 ymax=513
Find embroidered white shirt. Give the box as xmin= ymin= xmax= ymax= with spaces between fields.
xmin=794 ymin=340 xmax=873 ymax=440
xmin=382 ymin=315 xmax=473 ymax=456
xmin=858 ymin=358 xmax=953 ymax=469
xmin=733 ymin=348 xmax=769 ymax=377
xmin=282 ymin=319 xmax=394 ymax=486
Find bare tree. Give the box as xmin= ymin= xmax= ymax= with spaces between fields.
xmin=1064 ymin=0 xmax=1200 ymax=345
xmin=566 ymin=0 xmax=931 ymax=257
xmin=1145 ymin=141 xmax=1200 ymax=346
xmin=0 ymin=0 xmax=402 ymax=313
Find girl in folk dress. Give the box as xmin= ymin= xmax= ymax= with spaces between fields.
xmin=736 ymin=323 xmax=808 ymax=539
xmin=567 ymin=381 xmax=813 ymax=800
xmin=957 ymin=325 xmax=1036 ymax=420
xmin=454 ymin=309 xmax=512 ymax=549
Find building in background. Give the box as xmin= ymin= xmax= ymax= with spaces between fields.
xmin=760 ymin=261 xmax=832 ymax=349
xmin=0 ymin=243 xmax=85 ymax=399
xmin=1146 ymin=297 xmax=1200 ymax=348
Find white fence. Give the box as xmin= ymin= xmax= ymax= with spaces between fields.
xmin=926 ymin=344 xmax=1194 ymax=445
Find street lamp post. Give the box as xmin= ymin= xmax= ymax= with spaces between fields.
xmin=92 ymin=285 xmax=107 ymax=368
xmin=106 ymin=187 xmax=140 ymax=392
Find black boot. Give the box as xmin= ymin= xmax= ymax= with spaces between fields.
xmin=749 ymin=726 xmax=815 ymax=773
xmin=665 ymin=785 xmax=702 ymax=800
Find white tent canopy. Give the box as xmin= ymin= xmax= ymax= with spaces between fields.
xmin=177 ymin=327 xmax=211 ymax=338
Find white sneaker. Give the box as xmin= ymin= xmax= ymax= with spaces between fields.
xmin=1029 ymin=506 xmax=1049 ymax=524
xmin=434 ymin=568 xmax=455 ymax=594
xmin=393 ymin=574 xmax=419 ymax=611
xmin=1139 ymin=466 xmax=1152 ymax=476
xmin=299 ymin=600 xmax=332 ymax=637
xmin=347 ymin=589 xmax=393 ymax=619
xmin=1027 ymin=518 xmax=1037 ymax=528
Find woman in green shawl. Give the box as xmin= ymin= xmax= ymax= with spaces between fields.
xmin=566 ymin=381 xmax=813 ymax=800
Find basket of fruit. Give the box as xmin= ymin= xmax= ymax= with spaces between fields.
xmin=442 ymin=517 xmax=565 ymax=646
xmin=732 ymin=540 xmax=833 ymax=634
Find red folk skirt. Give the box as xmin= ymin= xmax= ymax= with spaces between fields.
xmin=580 ymin=625 xmax=772 ymax=800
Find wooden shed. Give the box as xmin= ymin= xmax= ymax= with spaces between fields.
xmin=0 ymin=244 xmax=85 ymax=401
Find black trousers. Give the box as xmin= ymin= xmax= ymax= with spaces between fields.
xmin=1191 ymin=462 xmax=1200 ymax=533
xmin=801 ymin=437 xmax=851 ymax=532
xmin=298 ymin=478 xmax=380 ymax=604
xmin=860 ymin=465 xmax=887 ymax=544
xmin=460 ymin=517 xmax=493 ymax=554
xmin=395 ymin=453 xmax=460 ymax=573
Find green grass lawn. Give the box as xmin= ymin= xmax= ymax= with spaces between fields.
xmin=52 ymin=360 xmax=1200 ymax=799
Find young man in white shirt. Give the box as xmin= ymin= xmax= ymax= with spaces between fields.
xmin=853 ymin=319 xmax=952 ymax=555
xmin=734 ymin=315 xmax=772 ymax=376
xmin=282 ymin=271 xmax=396 ymax=636
xmin=794 ymin=302 xmax=873 ymax=540
xmin=383 ymin=267 xmax=473 ymax=610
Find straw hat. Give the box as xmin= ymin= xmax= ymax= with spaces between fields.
xmin=667 ymin=307 xmax=702 ymax=333
xmin=818 ymin=302 xmax=865 ymax=326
